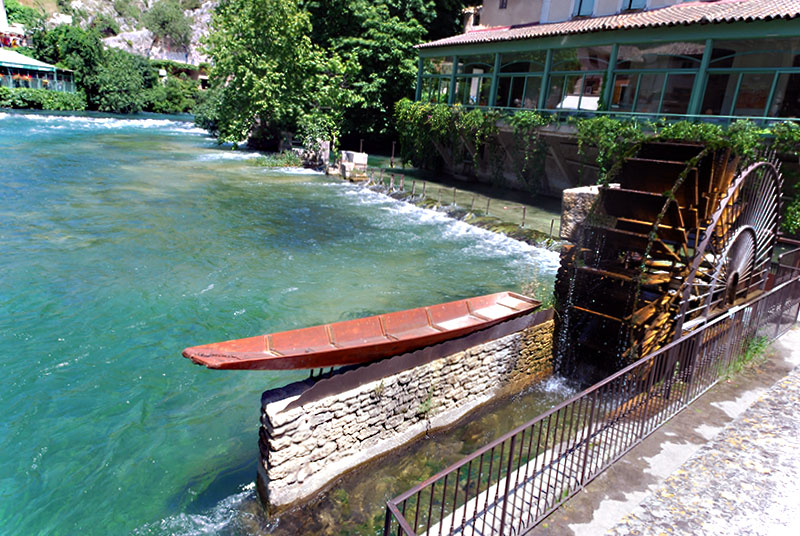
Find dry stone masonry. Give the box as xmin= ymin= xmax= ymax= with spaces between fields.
xmin=257 ymin=316 xmax=555 ymax=513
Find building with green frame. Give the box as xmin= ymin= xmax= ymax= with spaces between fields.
xmin=0 ymin=48 xmax=75 ymax=92
xmin=416 ymin=0 xmax=800 ymax=123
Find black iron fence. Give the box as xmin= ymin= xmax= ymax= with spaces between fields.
xmin=384 ymin=261 xmax=800 ymax=536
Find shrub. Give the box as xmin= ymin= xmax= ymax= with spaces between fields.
xmin=143 ymin=0 xmax=193 ymax=48
xmin=113 ymin=0 xmax=141 ymax=21
xmin=0 ymin=87 xmax=87 ymax=111
xmin=180 ymin=0 xmax=203 ymax=10
xmin=5 ymin=0 xmax=41 ymax=28
xmin=91 ymin=13 xmax=121 ymax=37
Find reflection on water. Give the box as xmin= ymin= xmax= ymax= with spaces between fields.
xmin=0 ymin=110 xmax=559 ymax=536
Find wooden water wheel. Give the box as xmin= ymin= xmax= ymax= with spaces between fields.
xmin=554 ymin=141 xmax=783 ymax=376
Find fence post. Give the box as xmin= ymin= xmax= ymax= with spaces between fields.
xmin=521 ymin=206 xmax=527 ymax=228
xmin=498 ymin=435 xmax=516 ymax=536
xmin=579 ymin=390 xmax=598 ymax=485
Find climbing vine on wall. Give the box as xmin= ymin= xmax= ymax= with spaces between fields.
xmin=509 ymin=111 xmax=553 ymax=193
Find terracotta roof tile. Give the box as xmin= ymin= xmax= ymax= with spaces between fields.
xmin=417 ymin=0 xmax=800 ymax=49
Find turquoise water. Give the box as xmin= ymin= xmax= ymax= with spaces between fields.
xmin=0 ymin=110 xmax=558 ymax=535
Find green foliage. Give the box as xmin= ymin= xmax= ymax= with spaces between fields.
xmin=180 ymin=0 xmax=202 ymax=9
xmin=304 ymin=0 xmax=428 ymax=139
xmin=253 ymin=151 xmax=304 ymax=168
xmin=90 ymin=13 xmax=121 ymax=37
xmin=143 ymin=0 xmax=193 ymax=48
xmin=193 ymin=83 xmax=223 ymax=134
xmin=29 ymin=24 xmax=198 ymax=115
xmin=96 ymin=48 xmax=158 ymax=113
xmin=509 ymin=110 xmax=553 ymax=194
xmin=783 ymin=197 xmax=800 ymax=235
xmin=771 ymin=121 xmax=800 ymax=157
xmin=56 ymin=0 xmax=73 ymax=15
xmin=113 ymin=0 xmax=141 ymax=21
xmin=574 ymin=116 xmax=647 ymax=184
xmin=145 ymin=75 xmax=198 ymax=114
xmin=31 ymin=24 xmax=105 ymax=108
xmin=723 ymin=335 xmax=770 ymax=378
xmin=5 ymin=0 xmax=41 ymax=28
xmin=394 ymin=98 xmax=452 ymax=168
xmin=203 ymin=0 xmax=360 ymax=146
xmin=0 ymin=86 xmax=87 ymax=111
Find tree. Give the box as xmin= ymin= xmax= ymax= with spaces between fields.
xmin=143 ymin=0 xmax=193 ymax=49
xmin=96 ymin=49 xmax=158 ymax=113
xmin=203 ymin=0 xmax=360 ymax=146
xmin=31 ymin=24 xmax=105 ymax=108
xmin=302 ymin=0 xmax=467 ymax=142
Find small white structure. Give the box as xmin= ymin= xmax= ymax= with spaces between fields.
xmin=339 ymin=151 xmax=368 ymax=181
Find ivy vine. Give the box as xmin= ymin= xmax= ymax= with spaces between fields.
xmin=509 ymin=110 xmax=553 ymax=194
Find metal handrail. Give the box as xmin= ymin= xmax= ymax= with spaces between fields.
xmin=385 ymin=261 xmax=800 ymax=535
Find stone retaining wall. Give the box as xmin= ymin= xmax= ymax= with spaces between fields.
xmin=257 ymin=313 xmax=555 ymax=514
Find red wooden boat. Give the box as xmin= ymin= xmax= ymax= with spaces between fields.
xmin=183 ymin=292 xmax=540 ymax=370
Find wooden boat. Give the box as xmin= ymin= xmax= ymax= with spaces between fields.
xmin=183 ymin=292 xmax=540 ymax=370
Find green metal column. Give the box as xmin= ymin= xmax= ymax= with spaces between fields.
xmin=688 ymin=39 xmax=713 ymax=117
xmin=489 ymin=53 xmax=501 ymax=108
xmin=448 ymin=55 xmax=459 ymax=105
xmin=601 ymin=43 xmax=619 ymax=111
xmin=538 ymin=49 xmax=554 ymax=110
xmin=415 ymin=57 xmax=423 ymax=101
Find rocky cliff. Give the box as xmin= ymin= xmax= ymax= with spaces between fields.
xmin=51 ymin=0 xmax=215 ymax=65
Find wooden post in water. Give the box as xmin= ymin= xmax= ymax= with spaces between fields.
xmin=550 ymin=219 xmax=555 ymax=241
xmin=521 ymin=206 xmax=527 ymax=228
xmin=412 ymin=180 xmax=416 ymax=195
xmin=400 ymin=176 xmax=405 ymax=190
xmin=423 ymin=182 xmax=427 ymax=197
xmin=486 ymin=198 xmax=491 ymax=215
xmin=437 ymin=188 xmax=442 ymax=205
xmin=379 ymin=169 xmax=384 ymax=186
xmin=471 ymin=195 xmax=476 ymax=211
xmin=390 ymin=175 xmax=395 ymax=191
xmin=452 ymin=187 xmax=457 ymax=206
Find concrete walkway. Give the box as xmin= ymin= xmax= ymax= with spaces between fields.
xmin=529 ymin=328 xmax=800 ymax=536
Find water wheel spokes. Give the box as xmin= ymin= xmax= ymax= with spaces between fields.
xmin=555 ymin=142 xmax=782 ymax=377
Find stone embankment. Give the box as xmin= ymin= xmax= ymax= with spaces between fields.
xmin=258 ymin=312 xmax=555 ymax=514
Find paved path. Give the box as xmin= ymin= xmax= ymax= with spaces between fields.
xmin=529 ymin=328 xmax=800 ymax=536
xmin=607 ymin=363 xmax=800 ymax=536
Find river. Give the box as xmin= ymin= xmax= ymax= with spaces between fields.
xmin=0 ymin=110 xmax=559 ymax=535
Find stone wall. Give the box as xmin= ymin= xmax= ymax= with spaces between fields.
xmin=257 ymin=313 xmax=555 ymax=514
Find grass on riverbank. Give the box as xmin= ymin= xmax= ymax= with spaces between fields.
xmin=252 ymin=151 xmax=303 ymax=168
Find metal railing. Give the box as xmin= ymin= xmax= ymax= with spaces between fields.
xmin=385 ymin=262 xmax=800 ymax=536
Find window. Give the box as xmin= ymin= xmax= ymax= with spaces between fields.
xmin=500 ymin=0 xmax=508 ymax=8
xmin=545 ymin=46 xmax=611 ymax=110
xmin=622 ymin=0 xmax=646 ymax=11
xmin=573 ymin=0 xmax=594 ymax=17
xmin=702 ymin=38 xmax=800 ymax=118
xmin=419 ymin=57 xmax=454 ymax=104
xmin=455 ymin=55 xmax=495 ymax=106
